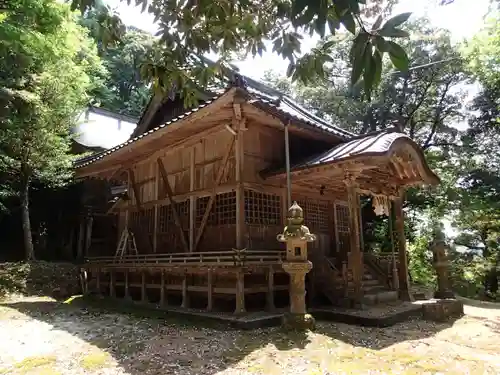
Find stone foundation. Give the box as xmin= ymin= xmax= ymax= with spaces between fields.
xmin=420 ymin=299 xmax=464 ymax=322
xmin=0 ymin=261 xmax=81 ymax=299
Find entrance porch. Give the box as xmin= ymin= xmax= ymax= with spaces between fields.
xmin=265 ymin=130 xmax=440 ymax=307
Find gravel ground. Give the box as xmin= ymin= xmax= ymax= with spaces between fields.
xmin=0 ymin=295 xmax=499 ymax=375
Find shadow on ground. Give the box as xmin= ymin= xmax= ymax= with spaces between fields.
xmin=1 ymin=297 xmax=466 ymax=375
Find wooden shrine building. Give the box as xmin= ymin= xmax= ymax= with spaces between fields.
xmin=76 ymin=73 xmax=439 ymax=313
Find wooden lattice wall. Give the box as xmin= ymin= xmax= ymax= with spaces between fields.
xmin=245 ymin=189 xmax=282 ymax=250
xmin=335 ymin=203 xmax=350 ymax=254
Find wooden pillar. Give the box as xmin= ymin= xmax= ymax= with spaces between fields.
xmin=389 ymin=201 xmax=400 ymax=291
xmin=346 ymin=179 xmax=362 ymax=304
xmin=124 ymin=270 xmax=130 ymax=300
xmin=141 ymin=271 xmax=146 ymax=303
xmin=284 ymin=123 xmax=292 ymax=208
xmin=234 ymin=103 xmax=246 ymax=249
xmin=153 ymin=161 xmax=159 ymax=252
xmin=333 ymin=203 xmax=340 ymax=254
xmin=266 ymin=266 xmax=275 ymax=311
xmin=189 ymin=148 xmax=195 ymax=252
xmin=77 ymin=217 xmax=85 ymax=261
xmin=358 ymin=198 xmax=365 ymax=252
xmin=109 ymin=271 xmax=115 ymax=298
xmin=234 ymin=270 xmax=246 ymax=314
xmin=84 ymin=214 xmax=93 ymax=258
xmin=96 ymin=269 xmax=101 ymax=295
xmin=394 ymin=192 xmax=412 ymax=300
xmin=207 ymin=268 xmax=213 ymax=312
xmin=181 ymin=275 xmax=189 ymax=308
xmin=160 ymin=270 xmax=166 ymax=306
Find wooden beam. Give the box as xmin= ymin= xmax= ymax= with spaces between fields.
xmin=189 ymin=148 xmax=195 ymax=252
xmin=157 ymin=158 xmax=189 ymax=253
xmin=128 ymin=169 xmax=142 ymax=211
xmin=193 ymin=136 xmax=236 ymax=251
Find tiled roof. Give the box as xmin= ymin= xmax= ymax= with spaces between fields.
xmin=262 ymin=130 xmax=411 ymax=177
xmin=294 ymin=131 xmax=407 ymax=168
xmin=240 ymin=74 xmax=355 ymax=139
xmin=74 ymin=69 xmax=356 ymax=169
xmin=74 ymin=93 xmax=223 ymax=169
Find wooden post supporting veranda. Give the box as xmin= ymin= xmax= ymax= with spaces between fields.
xmin=181 ymin=275 xmax=189 ymax=308
xmin=207 ymin=268 xmax=213 ymax=312
xmin=160 ymin=270 xmax=166 ymax=306
xmin=394 ymin=191 xmax=412 ymax=300
xmin=124 ymin=270 xmax=130 ymax=300
xmin=109 ymin=271 xmax=115 ymax=298
xmin=266 ymin=266 xmax=275 ymax=312
xmin=141 ymin=271 xmax=146 ymax=303
xmin=234 ymin=269 xmax=246 ymax=314
xmin=344 ymin=172 xmax=363 ymax=304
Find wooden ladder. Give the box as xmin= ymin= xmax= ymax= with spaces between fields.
xmin=114 ymin=228 xmax=138 ymax=261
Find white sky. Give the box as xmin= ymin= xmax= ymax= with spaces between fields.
xmin=106 ymin=0 xmax=492 ymax=79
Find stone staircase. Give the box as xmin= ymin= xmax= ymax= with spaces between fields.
xmin=358 ymin=266 xmax=398 ymax=305
xmin=313 ymin=255 xmax=398 ymax=307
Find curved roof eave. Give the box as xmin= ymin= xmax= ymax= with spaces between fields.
xmin=263 ymin=131 xmax=440 ymax=186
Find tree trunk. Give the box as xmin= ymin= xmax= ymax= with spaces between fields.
xmin=20 ymin=174 xmax=35 ymax=261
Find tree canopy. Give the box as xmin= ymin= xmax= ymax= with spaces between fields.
xmin=68 ymin=0 xmax=439 ymax=104
xmin=0 ymin=0 xmax=104 ymax=259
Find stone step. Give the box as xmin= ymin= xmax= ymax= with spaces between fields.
xmin=361 ymin=290 xmax=399 ymax=305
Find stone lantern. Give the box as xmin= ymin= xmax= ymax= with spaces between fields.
xmin=431 ymin=224 xmax=455 ymax=299
xmin=277 ymin=201 xmax=316 ymax=331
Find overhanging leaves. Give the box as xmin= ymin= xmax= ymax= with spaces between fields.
xmin=69 ymin=0 xmax=414 ymax=105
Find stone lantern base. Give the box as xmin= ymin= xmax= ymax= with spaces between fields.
xmin=434 ymin=289 xmax=455 ymax=299
xmin=282 ymin=312 xmax=316 ymax=331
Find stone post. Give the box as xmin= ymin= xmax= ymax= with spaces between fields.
xmin=431 ymin=224 xmax=455 ymax=299
xmin=277 ymin=202 xmax=316 ymax=331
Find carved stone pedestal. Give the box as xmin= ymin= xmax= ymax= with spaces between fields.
xmin=282 ymin=261 xmax=315 ymax=331
xmin=421 ymin=299 xmax=464 ymax=322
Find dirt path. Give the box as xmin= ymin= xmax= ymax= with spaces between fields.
xmin=0 ymin=296 xmax=499 ymax=375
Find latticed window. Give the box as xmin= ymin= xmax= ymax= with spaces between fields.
xmin=295 ymin=198 xmax=329 ymax=233
xmin=335 ymin=203 xmax=350 ymax=253
xmin=196 ymin=192 xmax=236 ymax=226
xmin=158 ymin=200 xmax=189 ymax=231
xmin=244 ymin=190 xmax=281 ymax=225
xmin=335 ymin=204 xmax=349 ymax=234
xmin=129 ymin=208 xmax=155 ymax=234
